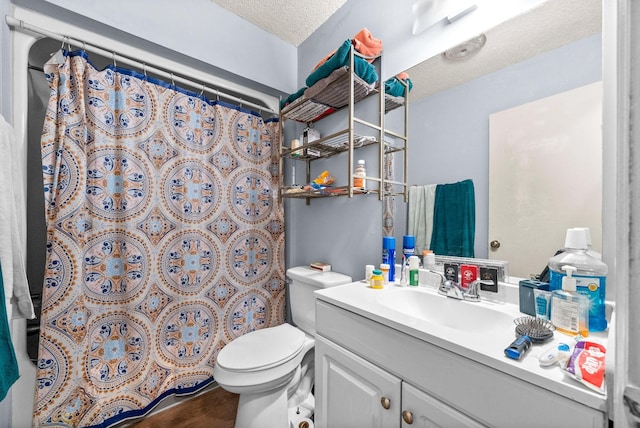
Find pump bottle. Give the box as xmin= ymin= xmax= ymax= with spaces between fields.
xmin=550 ymin=265 xmax=589 ymax=337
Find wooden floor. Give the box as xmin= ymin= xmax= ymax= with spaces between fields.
xmin=129 ymin=387 xmax=238 ymax=428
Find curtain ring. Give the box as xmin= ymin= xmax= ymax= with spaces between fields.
xmin=142 ymin=63 xmax=148 ymax=80
xmin=112 ymin=52 xmax=117 ymax=68
xmin=81 ymin=41 xmax=87 ymax=54
xmin=199 ymin=84 xmax=206 ymax=96
xmin=170 ymin=73 xmax=175 ymax=87
xmin=60 ymin=36 xmax=67 ymax=51
xmin=215 ymin=90 xmax=220 ymax=101
xmin=19 ymin=20 xmax=24 ymax=30
xmin=66 ymin=37 xmax=72 ymax=51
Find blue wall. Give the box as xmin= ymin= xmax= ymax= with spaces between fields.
xmin=286 ymin=34 xmax=602 ymax=281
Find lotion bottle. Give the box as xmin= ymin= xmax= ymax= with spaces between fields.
xmin=550 ymin=265 xmax=589 ymax=337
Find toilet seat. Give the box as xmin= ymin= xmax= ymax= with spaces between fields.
xmin=217 ymin=324 xmax=306 ymax=372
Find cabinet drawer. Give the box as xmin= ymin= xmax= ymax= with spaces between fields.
xmin=316 ymin=300 xmax=606 ymax=427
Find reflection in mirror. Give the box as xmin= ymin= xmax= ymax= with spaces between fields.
xmin=391 ymin=0 xmax=602 ymax=279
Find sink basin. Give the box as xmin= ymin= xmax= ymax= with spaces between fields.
xmin=377 ymin=287 xmax=516 ymax=333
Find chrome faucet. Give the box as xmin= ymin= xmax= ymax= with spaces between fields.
xmin=463 ymin=279 xmax=496 ymax=302
xmin=426 ymin=270 xmax=493 ymax=302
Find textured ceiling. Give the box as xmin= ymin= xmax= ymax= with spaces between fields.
xmin=210 ymin=0 xmax=348 ymax=46
xmin=210 ymin=0 xmax=601 ymax=101
xmin=406 ymin=0 xmax=602 ymax=100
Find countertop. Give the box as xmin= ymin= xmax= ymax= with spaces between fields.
xmin=315 ymin=279 xmax=610 ymax=412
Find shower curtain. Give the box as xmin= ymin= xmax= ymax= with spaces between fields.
xmin=32 ymin=49 xmax=285 ymax=427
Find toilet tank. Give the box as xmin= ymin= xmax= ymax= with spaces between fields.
xmin=287 ymin=266 xmax=352 ymax=336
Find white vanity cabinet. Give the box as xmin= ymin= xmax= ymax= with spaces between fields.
xmin=314 ymin=298 xmax=608 ymax=428
xmin=315 ymin=335 xmax=482 ymax=427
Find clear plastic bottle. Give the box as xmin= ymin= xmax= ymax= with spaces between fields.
xmin=548 ymin=228 xmax=608 ymax=332
xmin=551 ymin=265 xmax=590 ymax=337
xmin=353 ymin=159 xmax=366 ymax=190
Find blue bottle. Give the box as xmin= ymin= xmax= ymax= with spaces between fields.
xmin=548 ymin=228 xmax=608 ymax=332
xmin=382 ymin=236 xmax=396 ymax=282
xmin=402 ymin=235 xmax=416 ymax=267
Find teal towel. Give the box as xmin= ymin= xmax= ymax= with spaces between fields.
xmin=384 ymin=76 xmax=413 ymax=97
xmin=0 ymin=261 xmax=20 ymax=401
xmin=280 ymin=87 xmax=307 ymax=109
xmin=305 ymin=40 xmax=378 ymax=88
xmin=430 ymin=179 xmax=475 ymax=257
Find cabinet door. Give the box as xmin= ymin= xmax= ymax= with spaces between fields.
xmin=315 ymin=335 xmax=401 ymax=428
xmin=401 ymin=383 xmax=483 ymax=428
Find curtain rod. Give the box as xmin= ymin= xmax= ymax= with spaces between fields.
xmin=5 ymin=15 xmax=278 ymax=116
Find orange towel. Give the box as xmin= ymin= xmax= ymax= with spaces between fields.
xmin=313 ymin=28 xmax=383 ymax=71
xmin=352 ymin=28 xmax=383 ymax=60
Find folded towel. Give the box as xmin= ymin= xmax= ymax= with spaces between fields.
xmin=384 ymin=75 xmax=413 ymax=97
xmin=430 ymin=179 xmax=475 ymax=258
xmin=306 ymin=40 xmax=378 ymax=88
xmin=313 ymin=28 xmax=383 ymax=71
xmin=280 ymin=87 xmax=307 ymax=110
xmin=408 ymin=184 xmax=437 ymax=255
xmin=352 ymin=28 xmax=383 ymax=60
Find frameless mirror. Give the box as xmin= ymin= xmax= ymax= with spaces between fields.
xmin=393 ymin=0 xmax=603 ymax=279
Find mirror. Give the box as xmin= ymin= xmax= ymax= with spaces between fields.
xmin=392 ymin=0 xmax=602 ymax=278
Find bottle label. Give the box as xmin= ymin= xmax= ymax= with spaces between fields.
xmin=382 ymin=249 xmax=395 ymax=282
xmin=549 ymin=270 xmax=607 ymax=331
xmin=409 ymin=270 xmax=419 ymax=286
xmin=551 ymin=297 xmax=579 ymax=334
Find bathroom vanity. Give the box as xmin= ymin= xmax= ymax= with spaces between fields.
xmin=314 ymin=281 xmax=609 ymax=427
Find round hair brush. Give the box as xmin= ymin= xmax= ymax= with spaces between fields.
xmin=513 ymin=316 xmax=555 ymax=343
xmin=505 ymin=316 xmax=555 ymax=360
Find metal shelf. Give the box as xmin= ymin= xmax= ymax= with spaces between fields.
xmin=278 ymin=45 xmax=409 ymax=203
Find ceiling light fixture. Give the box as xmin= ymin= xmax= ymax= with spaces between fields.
xmin=442 ymin=34 xmax=487 ymax=60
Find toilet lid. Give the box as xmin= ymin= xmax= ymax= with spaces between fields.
xmin=217 ymin=324 xmax=306 ymax=372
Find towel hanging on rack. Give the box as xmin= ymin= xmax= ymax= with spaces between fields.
xmin=0 ymin=114 xmax=35 ymax=320
xmin=430 ymin=179 xmax=475 ymax=258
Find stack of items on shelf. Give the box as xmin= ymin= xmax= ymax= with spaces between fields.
xmin=280 ymin=28 xmax=412 ymax=122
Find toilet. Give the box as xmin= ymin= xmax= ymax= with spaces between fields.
xmin=213 ymin=266 xmax=352 ymax=428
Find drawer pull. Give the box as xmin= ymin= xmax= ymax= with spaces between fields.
xmin=402 ymin=410 xmax=414 ymax=424
xmin=380 ymin=397 xmax=391 ymax=410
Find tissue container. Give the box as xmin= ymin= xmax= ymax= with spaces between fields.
xmin=519 ymin=279 xmax=549 ymax=316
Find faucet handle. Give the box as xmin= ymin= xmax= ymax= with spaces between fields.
xmin=464 ymin=280 xmax=495 ymax=301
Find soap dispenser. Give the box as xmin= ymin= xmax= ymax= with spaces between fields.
xmin=550 ymin=265 xmax=589 ymax=337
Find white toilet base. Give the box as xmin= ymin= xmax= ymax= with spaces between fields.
xmin=234 ymin=385 xmax=288 ymax=428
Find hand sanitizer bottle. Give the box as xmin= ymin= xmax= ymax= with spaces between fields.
xmin=550 ymin=265 xmax=589 ymax=337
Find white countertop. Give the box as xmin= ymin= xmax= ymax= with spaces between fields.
xmin=315 ymin=279 xmax=610 ymax=412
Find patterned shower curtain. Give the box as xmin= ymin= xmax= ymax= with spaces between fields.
xmin=33 ymin=50 xmax=285 ymax=427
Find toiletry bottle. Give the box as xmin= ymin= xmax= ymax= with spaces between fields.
xmin=402 ymin=235 xmax=415 ymax=271
xmin=409 ymin=256 xmax=419 ymax=286
xmin=382 ymin=236 xmax=396 ymax=282
xmin=353 ymin=159 xmax=366 ymax=190
xmin=423 ymin=250 xmax=436 ymax=271
xmin=370 ymin=269 xmax=384 ymax=289
xmin=380 ymin=263 xmax=390 ymax=285
xmin=550 ymin=265 xmax=589 ymax=337
xmin=548 ymin=228 xmax=608 ymax=331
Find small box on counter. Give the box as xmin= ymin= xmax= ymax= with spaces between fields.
xmin=310 ymin=262 xmax=331 ymax=272
xmin=518 ymin=279 xmax=549 ymax=316
xmin=444 ymin=263 xmax=459 ymax=283
xmin=479 ymin=267 xmax=499 ymax=293
xmin=460 ymin=264 xmax=479 ymax=290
